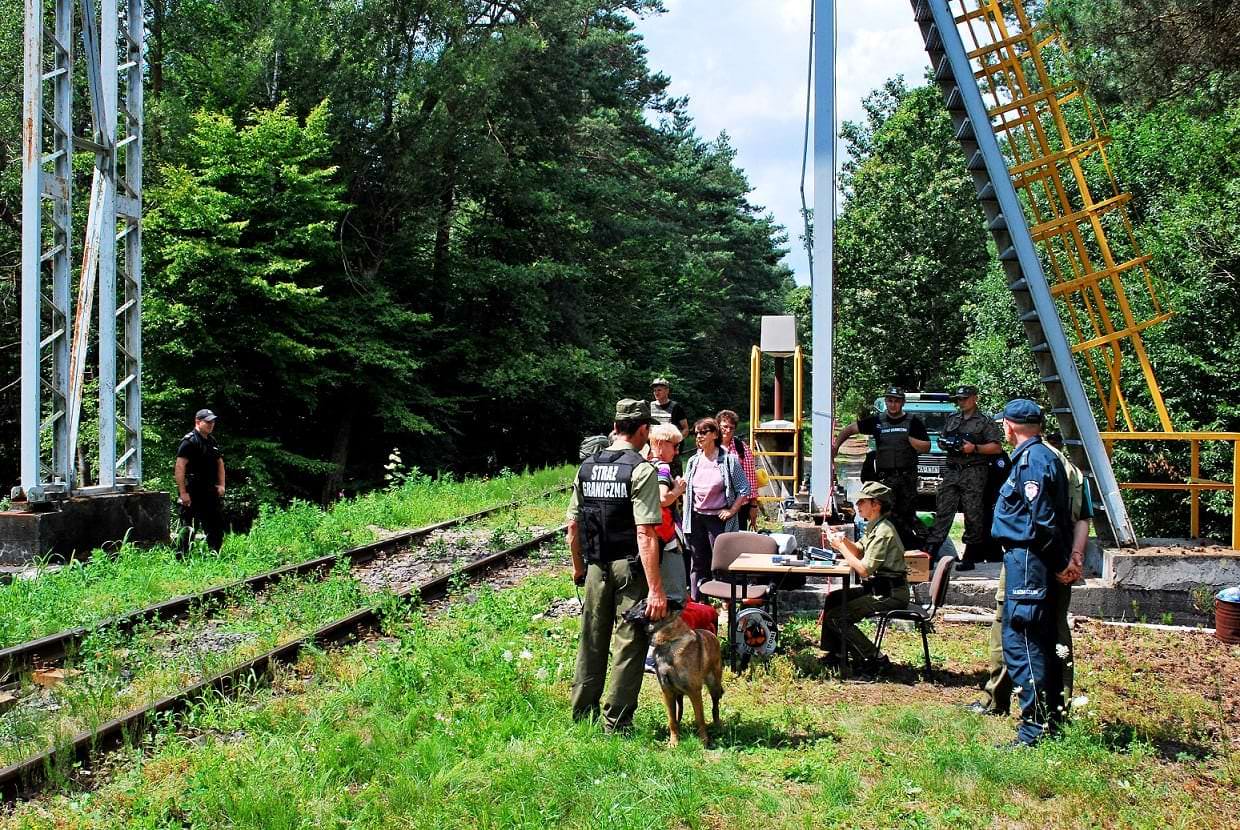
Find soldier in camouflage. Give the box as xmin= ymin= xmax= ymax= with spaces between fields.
xmin=923 ymin=385 xmax=1004 ymax=570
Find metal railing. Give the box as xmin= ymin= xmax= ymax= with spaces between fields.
xmin=1101 ymin=432 xmax=1240 ymax=546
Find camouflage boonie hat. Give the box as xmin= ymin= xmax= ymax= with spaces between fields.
xmin=650 ymin=377 xmax=671 ymax=388
xmin=614 ymin=398 xmax=658 ymax=425
xmin=856 ymin=481 xmax=894 ymax=505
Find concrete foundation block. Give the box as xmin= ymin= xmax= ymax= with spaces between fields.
xmin=1103 ymin=545 xmax=1240 ymax=591
xmin=0 ymin=491 xmax=170 ymax=564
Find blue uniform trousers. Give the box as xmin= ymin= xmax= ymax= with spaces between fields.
xmin=1000 ymin=550 xmax=1063 ymax=744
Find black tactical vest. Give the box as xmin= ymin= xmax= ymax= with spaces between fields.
xmin=577 ymin=449 xmax=645 ymax=563
xmin=874 ymin=412 xmax=917 ymax=472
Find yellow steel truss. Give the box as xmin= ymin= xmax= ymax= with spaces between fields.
xmin=951 ymin=0 xmax=1172 ymax=433
xmin=748 ymin=345 xmax=804 ymax=504
xmin=950 ymin=0 xmax=1239 ymax=543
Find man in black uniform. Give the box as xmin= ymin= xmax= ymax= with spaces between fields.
xmin=175 ymin=409 xmax=226 ymax=552
xmin=923 ymin=385 xmax=1004 ymax=570
xmin=831 ymin=387 xmax=930 ymax=546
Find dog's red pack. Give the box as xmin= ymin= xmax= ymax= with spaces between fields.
xmin=680 ymin=600 xmax=718 ymax=635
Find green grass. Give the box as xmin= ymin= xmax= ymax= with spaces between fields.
xmin=0 ymin=466 xmax=572 ymax=649
xmin=5 ymin=572 xmax=1234 ymax=829
xmin=0 ymin=511 xmax=562 ymax=768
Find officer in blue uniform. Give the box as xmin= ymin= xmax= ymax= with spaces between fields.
xmin=990 ymin=399 xmax=1072 ymax=746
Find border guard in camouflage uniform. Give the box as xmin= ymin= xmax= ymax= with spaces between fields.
xmin=568 ymin=399 xmax=668 ymax=733
xmin=923 ymin=385 xmax=1003 ymax=570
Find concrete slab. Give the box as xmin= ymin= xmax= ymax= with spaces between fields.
xmin=768 ymin=571 xmax=1216 ymax=627
xmin=0 ymin=491 xmax=170 ymax=564
xmin=1103 ymin=544 xmax=1240 ymax=592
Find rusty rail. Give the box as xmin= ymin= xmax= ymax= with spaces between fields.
xmin=0 ymin=525 xmax=566 ymax=801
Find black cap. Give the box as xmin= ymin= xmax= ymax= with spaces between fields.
xmin=195 ymin=409 xmax=217 ymax=422
xmin=883 ymin=386 xmax=906 ymax=400
xmin=950 ymin=385 xmax=979 ymax=400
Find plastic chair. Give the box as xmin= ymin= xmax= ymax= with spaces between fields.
xmin=697 ymin=531 xmax=777 ymax=602
xmin=871 ymin=556 xmax=954 ymax=679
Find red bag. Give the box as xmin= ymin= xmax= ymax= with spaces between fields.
xmin=680 ymin=600 xmax=718 ymax=635
xmin=656 ymin=506 xmax=677 ymax=544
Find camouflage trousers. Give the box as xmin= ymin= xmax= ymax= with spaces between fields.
xmin=980 ymin=564 xmax=1075 ymax=713
xmin=925 ymin=463 xmax=991 ymax=556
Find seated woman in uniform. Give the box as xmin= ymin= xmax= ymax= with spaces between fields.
xmin=820 ymin=480 xmax=909 ymax=674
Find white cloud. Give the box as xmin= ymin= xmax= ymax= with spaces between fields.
xmin=635 ymin=0 xmax=930 ymax=283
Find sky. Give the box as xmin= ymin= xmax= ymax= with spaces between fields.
xmin=634 ymin=0 xmax=932 ymax=285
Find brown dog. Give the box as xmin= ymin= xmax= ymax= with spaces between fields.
xmin=625 ymin=602 xmax=724 ymax=746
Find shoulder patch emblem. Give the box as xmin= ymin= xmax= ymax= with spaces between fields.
xmin=1024 ymin=480 xmax=1040 ymax=501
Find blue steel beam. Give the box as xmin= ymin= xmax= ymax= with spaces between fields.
xmin=809 ymin=0 xmax=836 ymax=511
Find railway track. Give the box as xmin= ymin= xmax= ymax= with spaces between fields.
xmin=0 ymin=485 xmax=568 ymax=682
xmin=0 ymin=523 xmax=568 ymax=801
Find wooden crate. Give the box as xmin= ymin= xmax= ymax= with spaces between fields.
xmin=905 ymin=551 xmax=931 ymax=584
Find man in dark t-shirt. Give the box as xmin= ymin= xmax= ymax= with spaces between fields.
xmin=174 ymin=408 xmax=226 ymax=551
xmin=831 ymin=387 xmax=930 ymax=545
xmin=649 ymin=378 xmax=688 ymax=435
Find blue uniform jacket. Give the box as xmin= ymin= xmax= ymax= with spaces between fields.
xmin=991 ymin=436 xmax=1072 ymax=601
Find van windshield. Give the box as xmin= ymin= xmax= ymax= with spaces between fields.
xmin=915 ymin=410 xmax=951 ymax=433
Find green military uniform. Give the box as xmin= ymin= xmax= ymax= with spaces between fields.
xmin=924 ymin=388 xmax=1004 ymax=560
xmin=568 ymin=423 xmax=662 ymax=732
xmin=979 ymin=443 xmax=1091 ymax=713
xmin=821 ymin=483 xmax=910 ymax=663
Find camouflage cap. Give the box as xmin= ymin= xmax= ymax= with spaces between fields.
xmin=883 ymin=386 xmax=906 ymax=399
xmin=615 ymin=398 xmax=658 ymax=425
xmin=856 ymin=480 xmax=893 ymax=505
xmin=650 ymin=377 xmax=671 ymax=388
xmin=950 ymin=384 xmax=979 ymax=400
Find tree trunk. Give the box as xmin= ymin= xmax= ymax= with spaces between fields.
xmin=321 ymin=402 xmax=355 ymax=505
xmin=432 ymin=162 xmax=457 ymax=284
xmin=76 ymin=444 xmax=92 ymax=488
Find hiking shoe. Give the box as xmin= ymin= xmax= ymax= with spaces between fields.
xmin=644 ymin=655 xmax=657 ymax=675
xmin=965 ymin=702 xmax=1007 ymax=717
xmin=956 ymin=561 xmax=976 ymax=572
xmin=858 ymin=655 xmax=892 ymax=676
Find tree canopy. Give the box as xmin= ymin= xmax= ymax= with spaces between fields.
xmin=0 ymin=0 xmax=793 ymax=509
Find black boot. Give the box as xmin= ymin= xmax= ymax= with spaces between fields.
xmin=956 ymin=544 xmax=976 ymax=571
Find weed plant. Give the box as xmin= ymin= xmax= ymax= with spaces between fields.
xmin=0 ymin=466 xmax=572 ymax=649
xmin=4 ymin=574 xmax=1234 ymax=829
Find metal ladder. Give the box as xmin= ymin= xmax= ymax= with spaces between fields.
xmin=908 ymin=0 xmax=1137 ymax=546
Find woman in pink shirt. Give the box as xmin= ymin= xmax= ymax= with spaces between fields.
xmin=683 ymin=417 xmax=751 ymax=600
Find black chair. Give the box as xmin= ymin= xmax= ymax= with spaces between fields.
xmin=871 ymin=556 xmax=954 ymax=679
